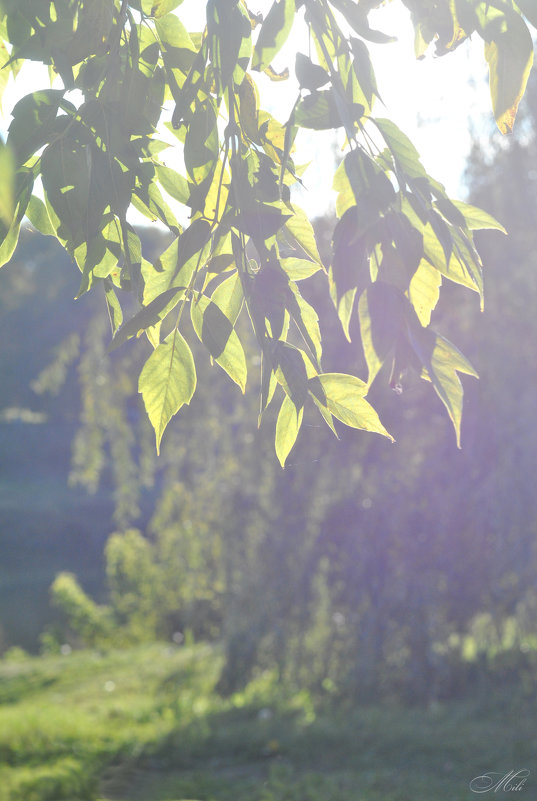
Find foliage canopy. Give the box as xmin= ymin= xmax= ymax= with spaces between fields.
xmin=0 ymin=0 xmax=534 ymax=462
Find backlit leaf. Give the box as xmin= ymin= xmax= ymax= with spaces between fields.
xmin=275 ymin=393 xmax=303 ymax=467
xmin=139 ymin=329 xmax=197 ymax=454
xmin=252 ymin=0 xmax=294 ymax=72
xmin=26 ymin=194 xmax=55 ymax=237
xmin=283 ymin=203 xmax=322 ymax=264
xmin=452 ymin=200 xmax=507 ymax=233
xmin=408 ymin=259 xmax=442 ymax=327
xmin=407 ymin=324 xmax=477 ymax=447
xmin=142 ymin=0 xmax=184 ymax=18
xmin=358 ymin=282 xmax=406 ymax=387
xmin=309 ymin=373 xmax=393 ymax=439
xmin=280 ymin=257 xmax=320 ymax=280
xmin=0 ymin=140 xmax=15 ymax=227
xmin=375 ymin=117 xmax=427 ymax=179
xmin=191 ymin=295 xmax=247 ymax=391
xmin=484 ymin=14 xmax=533 ymax=134
xmin=110 ymin=287 xmax=185 ymax=351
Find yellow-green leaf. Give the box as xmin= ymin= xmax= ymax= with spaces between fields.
xmin=452 ymin=200 xmax=507 ymax=233
xmin=191 ymin=295 xmax=247 ymax=391
xmin=252 ymin=0 xmax=294 ymax=72
xmin=142 ymin=0 xmax=183 ymax=18
xmin=275 ymin=393 xmax=303 ymax=467
xmin=0 ymin=140 xmax=15 ymax=228
xmin=484 ymin=16 xmax=534 ymax=134
xmin=139 ymin=329 xmax=196 ymax=454
xmin=408 ymin=259 xmax=442 ymax=327
xmin=408 ymin=326 xmax=477 ymax=448
xmin=309 ymin=372 xmax=394 ymax=440
xmin=283 ymin=203 xmax=322 ymax=264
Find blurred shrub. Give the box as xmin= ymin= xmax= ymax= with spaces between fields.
xmin=49 ymin=573 xmax=112 ymax=648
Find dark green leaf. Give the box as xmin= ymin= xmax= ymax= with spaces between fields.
xmin=484 ymin=13 xmax=533 ymax=134
xmin=252 ymin=0 xmax=294 ymax=72
xmin=358 ymin=282 xmax=406 ymax=387
xmin=407 ymin=323 xmax=477 ymax=447
xmin=155 ymin=164 xmax=190 ymax=204
xmin=110 ymin=287 xmax=184 ymax=351
xmin=295 ymin=53 xmax=329 ymax=90
xmin=515 ymin=0 xmax=537 ymax=29
xmin=375 ymin=117 xmax=427 ymax=180
xmin=191 ymin=295 xmax=247 ymax=391
xmin=7 ymin=89 xmax=66 ymax=166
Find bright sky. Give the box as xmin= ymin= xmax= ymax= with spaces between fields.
xmin=1 ymin=0 xmax=493 ymax=219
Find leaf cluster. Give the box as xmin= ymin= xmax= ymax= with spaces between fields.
xmin=0 ymin=0 xmax=533 ymax=462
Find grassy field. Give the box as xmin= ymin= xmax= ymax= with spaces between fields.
xmin=0 ymin=642 xmax=535 ymax=801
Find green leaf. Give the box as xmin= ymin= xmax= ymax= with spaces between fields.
xmin=191 ymin=295 xmax=247 ymax=391
xmin=283 ymin=203 xmax=322 ymax=264
xmin=515 ymin=0 xmax=537 ymax=29
xmin=333 ymin=149 xmax=395 ymax=221
xmin=155 ymin=164 xmax=190 ymax=205
xmin=295 ymin=89 xmax=342 ymax=130
xmin=41 ymin=134 xmax=91 ymax=249
xmin=272 ymin=340 xmax=309 ymax=408
xmin=336 ymin=286 xmax=357 ymax=342
xmin=104 ymin=280 xmax=123 ymax=335
xmin=349 ymin=36 xmax=379 ymax=112
xmin=0 ymin=41 xmax=11 ymax=112
xmin=0 ymin=140 xmax=15 ymax=228
xmin=211 ymin=271 xmax=244 ymax=325
xmin=451 ymin=200 xmax=507 ymax=233
xmin=418 ymin=217 xmax=483 ymax=300
xmin=275 ymin=393 xmax=303 ymax=467
xmin=235 ymin=202 xmax=290 ymax=242
xmin=155 ymin=11 xmax=197 ymax=74
xmin=252 ymin=0 xmax=294 ymax=72
xmin=207 ymin=0 xmax=252 ymax=90
xmin=184 ymin=98 xmax=218 ymax=187
xmin=133 ymin=175 xmax=181 ymax=233
xmin=358 ymin=282 xmax=406 ymax=387
xmin=288 ymin=281 xmax=322 ymax=367
xmin=142 ymin=0 xmax=184 ymax=17
xmin=26 ymin=195 xmax=55 ymax=236
xmin=408 ymin=259 xmax=442 ymax=327
xmin=139 ymin=329 xmax=196 ymax=454
xmin=75 ymin=217 xmax=123 ymax=297
xmin=295 ymin=53 xmax=329 ymax=90
xmin=407 ymin=325 xmax=477 ymax=447
xmin=7 ymin=89 xmax=66 ymax=166
xmin=280 ymin=257 xmax=320 ymax=280
xmin=309 ymin=373 xmax=393 ymax=439
xmin=110 ymin=287 xmax=185 ymax=351
xmin=0 ymin=170 xmax=33 ymax=268
xmin=375 ymin=118 xmax=427 ymax=179
xmin=484 ymin=14 xmax=533 ymax=134
xmin=143 ymin=220 xmax=212 ymax=305
xmin=328 ymin=0 xmax=396 ymax=44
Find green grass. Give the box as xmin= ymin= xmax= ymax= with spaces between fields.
xmin=1 ymin=643 xmax=536 ymax=801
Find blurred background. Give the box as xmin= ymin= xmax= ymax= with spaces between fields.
xmin=1 ymin=41 xmax=537 ymax=801
xmin=1 ymin=67 xmax=537 ymax=705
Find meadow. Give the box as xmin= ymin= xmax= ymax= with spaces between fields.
xmin=0 ymin=642 xmax=535 ymax=801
